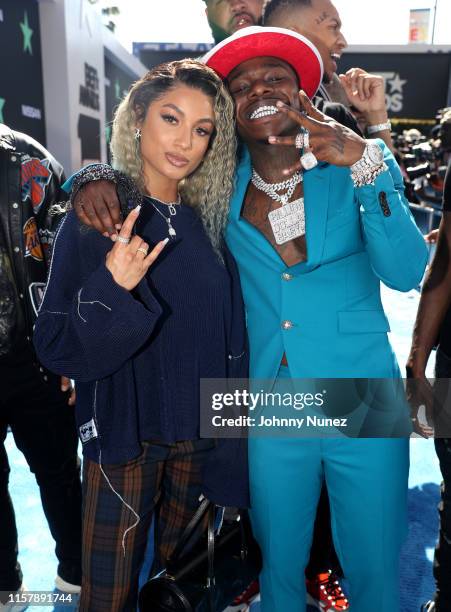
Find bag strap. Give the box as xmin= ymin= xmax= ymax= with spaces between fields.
xmin=207 ymin=504 xmax=215 ymax=612
xmin=168 ymin=497 xmax=211 ymax=564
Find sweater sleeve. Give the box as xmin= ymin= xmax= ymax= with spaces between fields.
xmin=356 ymin=140 xmax=428 ymax=292
xmin=33 ymin=211 xmax=162 ymax=381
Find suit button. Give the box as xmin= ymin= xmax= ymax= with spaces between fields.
xmin=282 ymin=272 xmax=293 ymax=281
xmin=12 ymin=202 xmax=19 ymax=209
xmin=14 ymin=247 xmax=20 ymax=253
xmin=11 ymin=155 xmax=17 ymax=162
xmin=282 ymin=320 xmax=294 ymax=330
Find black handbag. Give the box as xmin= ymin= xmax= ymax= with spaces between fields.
xmin=138 ymin=498 xmax=262 ymax=611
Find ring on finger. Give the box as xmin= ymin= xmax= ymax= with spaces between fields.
xmin=136 ymin=246 xmax=148 ymax=255
xmin=116 ymin=236 xmax=130 ymax=244
xmin=300 ymin=149 xmax=318 ymax=170
xmin=295 ymin=131 xmax=305 ymax=149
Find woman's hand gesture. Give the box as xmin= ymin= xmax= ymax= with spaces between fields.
xmin=268 ymin=90 xmax=366 ymax=175
xmin=105 ymin=206 xmax=168 ymax=291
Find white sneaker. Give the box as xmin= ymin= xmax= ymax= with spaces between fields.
xmin=0 ymin=582 xmax=29 ymax=612
xmin=54 ymin=575 xmax=81 ymax=594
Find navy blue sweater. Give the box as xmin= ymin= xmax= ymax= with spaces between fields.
xmin=33 ymin=202 xmax=249 ymax=507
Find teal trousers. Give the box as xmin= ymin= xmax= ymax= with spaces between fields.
xmin=248 ymin=369 xmax=409 ymax=612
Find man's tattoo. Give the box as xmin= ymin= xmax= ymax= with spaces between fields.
xmin=315 ymin=11 xmax=328 ymax=25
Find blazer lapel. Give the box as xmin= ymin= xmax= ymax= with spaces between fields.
xmin=229 ymin=147 xmax=331 ymax=273
xmin=299 ymin=163 xmax=331 ymax=273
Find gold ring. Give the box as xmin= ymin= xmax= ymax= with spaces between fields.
xmin=136 ymin=247 xmax=148 ymax=255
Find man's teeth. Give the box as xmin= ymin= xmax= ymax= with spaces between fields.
xmin=249 ymin=105 xmax=279 ymax=120
xmin=331 ymin=53 xmax=341 ymax=60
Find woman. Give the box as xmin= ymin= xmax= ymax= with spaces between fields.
xmin=33 ymin=60 xmax=248 ymax=611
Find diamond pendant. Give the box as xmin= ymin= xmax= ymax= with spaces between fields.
xmin=268 ymin=197 xmax=305 ymax=245
xmin=168 ymin=204 xmax=177 ymax=216
xmin=167 ymin=219 xmax=176 ymax=237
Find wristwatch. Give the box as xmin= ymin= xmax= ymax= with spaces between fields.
xmin=351 ymin=140 xmax=384 ymax=173
xmin=350 ymin=140 xmax=387 ymax=187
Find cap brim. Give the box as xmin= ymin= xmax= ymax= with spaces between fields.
xmin=203 ymin=26 xmax=323 ymax=98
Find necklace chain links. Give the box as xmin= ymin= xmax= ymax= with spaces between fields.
xmin=251 ymin=168 xmax=303 ymax=205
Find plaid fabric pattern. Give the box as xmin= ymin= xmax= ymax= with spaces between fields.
xmin=80 ymin=439 xmax=214 ymax=612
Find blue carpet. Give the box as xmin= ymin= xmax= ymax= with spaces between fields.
xmin=7 ymin=286 xmax=442 ymax=611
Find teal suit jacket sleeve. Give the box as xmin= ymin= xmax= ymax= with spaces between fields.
xmin=356 ymin=141 xmax=428 ymax=292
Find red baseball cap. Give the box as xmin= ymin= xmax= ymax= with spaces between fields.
xmin=203 ymin=26 xmax=323 ymax=98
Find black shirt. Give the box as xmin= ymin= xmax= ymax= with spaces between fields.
xmin=437 ymin=162 xmax=451 ymax=355
xmin=313 ymin=96 xmax=362 ymax=135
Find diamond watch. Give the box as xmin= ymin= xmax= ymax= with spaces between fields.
xmin=350 ymin=139 xmax=387 ymax=187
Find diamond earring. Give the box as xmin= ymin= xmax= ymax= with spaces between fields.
xmin=134 ymin=128 xmax=141 ymax=141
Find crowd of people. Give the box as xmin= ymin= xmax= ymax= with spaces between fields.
xmin=1 ymin=1 xmax=450 ymax=612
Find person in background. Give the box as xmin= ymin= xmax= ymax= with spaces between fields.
xmin=203 ymin=0 xmax=263 ymax=43
xmin=262 ymin=0 xmax=394 ymax=150
xmin=34 ymin=60 xmax=249 ymax=612
xmin=407 ymin=161 xmax=451 ymax=612
xmin=0 ymin=124 xmax=82 ymax=610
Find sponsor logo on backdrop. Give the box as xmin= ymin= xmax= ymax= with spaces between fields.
xmin=79 ymin=62 xmax=100 ymax=111
xmin=21 ymin=105 xmax=42 ymax=120
xmin=377 ymin=72 xmax=407 ymax=113
xmin=21 ymin=156 xmax=52 ymax=212
xmin=23 ymin=217 xmax=44 ymax=261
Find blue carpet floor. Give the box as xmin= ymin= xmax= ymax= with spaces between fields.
xmin=7 ymin=285 xmax=442 ymax=611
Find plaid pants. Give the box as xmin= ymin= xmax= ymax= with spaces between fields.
xmin=80 ymin=439 xmax=214 ymax=612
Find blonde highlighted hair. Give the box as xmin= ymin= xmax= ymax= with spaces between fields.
xmin=110 ymin=59 xmax=237 ymax=255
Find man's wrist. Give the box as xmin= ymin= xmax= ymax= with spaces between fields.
xmin=405 ymin=358 xmax=427 ymax=378
xmin=364 ymin=110 xmax=389 ymax=124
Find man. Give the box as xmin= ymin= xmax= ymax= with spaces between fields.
xmin=0 ymin=124 xmax=82 ymax=608
xmin=407 ymin=161 xmax=451 ymax=612
xmin=65 ymin=27 xmax=427 ymax=611
xmin=204 ymin=0 xmax=263 ymax=43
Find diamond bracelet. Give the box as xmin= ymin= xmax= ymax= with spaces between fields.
xmin=351 ymin=162 xmax=388 ymax=188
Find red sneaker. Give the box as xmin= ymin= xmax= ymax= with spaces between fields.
xmin=226 ymin=580 xmax=260 ymax=611
xmin=306 ymin=570 xmax=349 ymax=611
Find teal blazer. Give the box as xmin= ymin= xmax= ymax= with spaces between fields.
xmin=225 ymin=141 xmax=428 ymax=380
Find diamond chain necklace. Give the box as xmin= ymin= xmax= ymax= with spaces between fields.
xmin=251 ymin=169 xmax=302 ymax=205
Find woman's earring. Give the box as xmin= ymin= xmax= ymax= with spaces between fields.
xmin=134 ymin=128 xmax=141 ymax=141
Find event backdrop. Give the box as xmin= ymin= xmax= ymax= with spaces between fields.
xmin=104 ymin=55 xmax=137 ymax=162
xmin=338 ymin=51 xmax=451 ymax=122
xmin=0 ymin=0 xmax=46 ymax=143
xmin=133 ymin=42 xmax=214 ymax=70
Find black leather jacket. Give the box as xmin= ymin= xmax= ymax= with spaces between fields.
xmin=0 ymin=123 xmax=66 ymax=357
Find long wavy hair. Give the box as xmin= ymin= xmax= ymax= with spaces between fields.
xmin=110 ymin=59 xmax=237 ymax=254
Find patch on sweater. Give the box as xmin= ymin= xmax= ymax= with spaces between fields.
xmin=79 ymin=418 xmax=98 ymax=443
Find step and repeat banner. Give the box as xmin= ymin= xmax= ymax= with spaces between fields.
xmin=104 ymin=56 xmax=138 ymax=163
xmin=338 ymin=51 xmax=451 ymax=123
xmin=0 ymin=0 xmax=46 ymax=144
xmin=133 ymin=42 xmax=214 ymax=70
